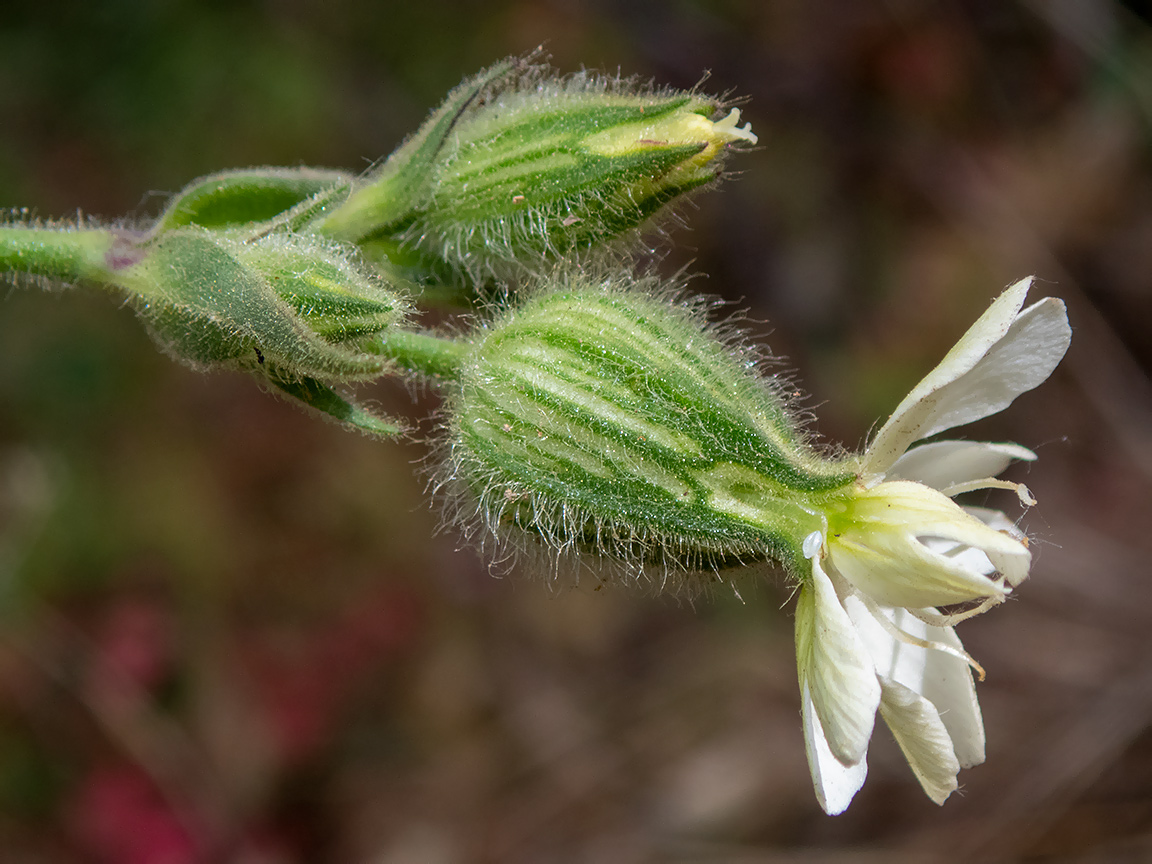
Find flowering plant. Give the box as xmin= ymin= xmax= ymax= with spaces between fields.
xmin=0 ymin=55 xmax=1069 ymax=814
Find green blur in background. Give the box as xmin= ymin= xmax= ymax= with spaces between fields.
xmin=3 ymin=1 xmax=1152 ymax=861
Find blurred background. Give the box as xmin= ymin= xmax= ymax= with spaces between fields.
xmin=2 ymin=1 xmax=1152 ymax=861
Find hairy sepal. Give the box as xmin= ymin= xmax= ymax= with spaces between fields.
xmin=444 ymin=273 xmax=855 ymax=588
xmin=323 ymin=57 xmax=754 ymax=286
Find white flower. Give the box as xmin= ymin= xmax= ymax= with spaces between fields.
xmin=795 ymin=277 xmax=1071 ymax=814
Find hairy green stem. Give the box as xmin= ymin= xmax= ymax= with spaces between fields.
xmin=372 ymin=329 xmax=469 ymax=380
xmin=0 ymin=226 xmax=119 ymax=285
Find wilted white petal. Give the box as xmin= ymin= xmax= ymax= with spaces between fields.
xmin=843 ymin=597 xmax=927 ymax=689
xmin=991 ymin=549 xmax=1028 ymax=587
xmin=887 ymin=441 xmax=1036 ymax=491
xmin=828 ymin=482 xmax=1024 ymax=608
xmin=844 ymin=599 xmax=986 ymax=775
xmin=802 ymin=682 xmax=869 ymax=815
xmin=795 ymin=557 xmax=881 ymax=766
xmin=864 ymin=604 xmax=985 ymax=767
xmin=864 ymin=278 xmax=1071 ymax=475
xmin=919 ymin=625 xmax=985 ymax=768
xmin=878 ymin=678 xmax=961 ymax=805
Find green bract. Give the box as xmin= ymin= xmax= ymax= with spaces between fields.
xmin=447 ymin=275 xmax=856 ymax=578
xmin=153 ymin=167 xmax=354 ymax=233
xmin=319 ymin=59 xmax=757 ymax=283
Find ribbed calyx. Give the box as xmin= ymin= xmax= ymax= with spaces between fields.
xmin=447 ymin=276 xmax=857 ymax=579
xmin=319 ymin=58 xmax=756 ymax=282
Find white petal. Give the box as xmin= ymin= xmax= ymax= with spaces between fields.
xmin=863 ymin=278 xmax=1032 ymax=475
xmin=886 ymin=441 xmax=1036 ymax=490
xmin=830 ymin=532 xmax=1010 ymax=609
xmin=843 ymin=597 xmax=927 ymax=689
xmin=878 ymin=677 xmax=961 ymax=805
xmin=864 ymin=278 xmax=1071 ymax=475
xmin=795 ymin=557 xmax=881 ymax=766
xmin=963 ymin=506 xmax=1032 ymax=587
xmin=828 ymin=482 xmax=1025 ymax=608
xmin=918 ymin=624 xmax=985 ymax=769
xmin=845 ymin=601 xmax=986 ymax=771
xmin=922 ymin=536 xmax=997 ymax=577
xmin=915 ymin=296 xmax=1070 ymax=439
xmin=802 ymin=682 xmax=868 ymax=815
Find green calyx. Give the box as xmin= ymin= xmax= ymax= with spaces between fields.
xmin=447 ymin=275 xmax=857 ymax=578
xmin=319 ymin=58 xmax=756 ymax=283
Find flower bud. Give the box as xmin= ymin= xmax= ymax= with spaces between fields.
xmin=320 ymin=59 xmax=757 ymax=282
xmin=445 ymin=275 xmax=854 ymax=579
xmin=113 ymin=227 xmax=409 ymax=436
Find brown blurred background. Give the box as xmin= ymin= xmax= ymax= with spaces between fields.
xmin=2 ymin=1 xmax=1151 ymax=861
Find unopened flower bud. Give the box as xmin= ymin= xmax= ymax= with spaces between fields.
xmin=321 ymin=59 xmax=757 ymax=282
xmin=113 ymin=227 xmax=410 ymax=436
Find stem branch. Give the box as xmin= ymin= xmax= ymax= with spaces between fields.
xmin=374 ymin=329 xmax=469 ymax=379
xmin=0 ymin=226 xmax=118 ymax=285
